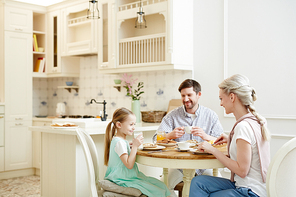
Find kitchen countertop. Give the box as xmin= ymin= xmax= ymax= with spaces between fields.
xmin=29 ymin=122 xmax=160 ymax=135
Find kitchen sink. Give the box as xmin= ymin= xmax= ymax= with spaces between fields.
xmin=52 ymin=118 xmax=111 ymax=128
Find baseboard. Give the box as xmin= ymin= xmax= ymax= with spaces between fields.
xmin=34 ymin=168 xmax=40 ymax=176
xmin=0 ymin=168 xmax=35 ymax=180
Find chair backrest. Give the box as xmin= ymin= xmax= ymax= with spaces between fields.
xmin=167 ymin=99 xmax=182 ymax=113
xmin=266 ymin=137 xmax=296 ymax=197
xmin=75 ymin=128 xmax=100 ymax=197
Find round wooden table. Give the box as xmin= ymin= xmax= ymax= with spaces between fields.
xmin=136 ymin=145 xmax=227 ymax=197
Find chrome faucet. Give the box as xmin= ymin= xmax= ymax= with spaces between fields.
xmin=90 ymin=99 xmax=108 ymax=121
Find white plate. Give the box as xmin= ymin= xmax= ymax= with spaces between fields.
xmin=176 ymin=147 xmax=195 ymax=152
xmin=141 ymin=145 xmax=166 ymax=151
xmin=190 ymin=149 xmax=211 ymax=155
xmin=51 ymin=126 xmax=79 ymax=129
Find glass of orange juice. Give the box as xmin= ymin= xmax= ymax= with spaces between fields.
xmin=156 ymin=131 xmax=166 ymax=141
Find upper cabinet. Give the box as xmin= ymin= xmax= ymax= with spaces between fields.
xmin=62 ymin=2 xmax=99 ymax=56
xmin=98 ymin=0 xmax=116 ymax=70
xmin=46 ymin=9 xmax=80 ymax=77
xmin=4 ymin=6 xmax=32 ymax=33
xmin=99 ymin=0 xmax=193 ymax=73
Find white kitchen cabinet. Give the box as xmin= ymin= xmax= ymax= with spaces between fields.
xmin=5 ymin=121 xmax=32 ymax=171
xmin=99 ymin=0 xmax=193 ymax=73
xmin=98 ymin=0 xmax=116 ymax=70
xmin=4 ymin=31 xmax=32 ymax=122
xmin=0 ymin=147 xmax=4 ymax=172
xmin=0 ymin=106 xmax=4 ymax=172
xmin=0 ymin=2 xmax=33 ymax=172
xmin=62 ymin=1 xmax=99 ymax=56
xmin=46 ymin=9 xmax=80 ymax=77
xmin=4 ymin=6 xmax=32 ymax=33
xmin=32 ymin=119 xmax=52 ymax=170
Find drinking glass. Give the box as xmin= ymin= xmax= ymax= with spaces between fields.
xmin=156 ymin=130 xmax=166 ymax=141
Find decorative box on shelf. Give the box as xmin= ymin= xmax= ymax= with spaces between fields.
xmin=141 ymin=111 xmax=166 ymax=123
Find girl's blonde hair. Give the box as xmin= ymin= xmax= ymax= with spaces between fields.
xmin=218 ymin=74 xmax=270 ymax=141
xmin=104 ymin=107 xmax=134 ymax=166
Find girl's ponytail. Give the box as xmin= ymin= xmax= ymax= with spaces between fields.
xmin=104 ymin=121 xmax=116 ymax=166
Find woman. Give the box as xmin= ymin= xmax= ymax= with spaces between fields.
xmin=189 ymin=74 xmax=270 ymax=197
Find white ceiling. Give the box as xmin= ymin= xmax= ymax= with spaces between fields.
xmin=12 ymin=0 xmax=67 ymax=6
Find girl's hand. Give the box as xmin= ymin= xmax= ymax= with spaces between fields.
xmin=214 ymin=133 xmax=228 ymax=145
xmin=132 ymin=133 xmax=143 ymax=148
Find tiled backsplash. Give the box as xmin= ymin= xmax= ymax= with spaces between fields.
xmin=33 ymin=56 xmax=192 ymax=118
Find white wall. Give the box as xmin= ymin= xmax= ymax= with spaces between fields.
xmin=193 ymin=0 xmax=296 ymax=158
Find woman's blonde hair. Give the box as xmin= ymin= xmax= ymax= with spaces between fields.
xmin=218 ymin=74 xmax=270 ymax=141
xmin=104 ymin=107 xmax=134 ymax=166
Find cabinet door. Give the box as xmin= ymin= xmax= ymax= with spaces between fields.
xmin=5 ymin=121 xmax=32 ymax=171
xmin=98 ymin=1 xmax=116 ymax=70
xmin=0 ymin=147 xmax=4 ymax=172
xmin=64 ymin=2 xmax=98 ymax=56
xmin=47 ymin=10 xmax=61 ymax=74
xmin=4 ymin=6 xmax=32 ymax=33
xmin=32 ymin=131 xmax=41 ymax=169
xmin=4 ymin=32 xmax=32 ymax=121
xmin=32 ymin=120 xmax=51 ymax=169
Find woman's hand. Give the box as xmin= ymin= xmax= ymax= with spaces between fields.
xmin=197 ymin=141 xmax=216 ymax=154
xmin=132 ymin=133 xmax=143 ymax=148
xmin=214 ymin=133 xmax=228 ymax=145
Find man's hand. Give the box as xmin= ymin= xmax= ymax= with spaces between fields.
xmin=166 ymin=127 xmax=185 ymax=139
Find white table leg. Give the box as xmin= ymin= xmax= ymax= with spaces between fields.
xmin=182 ymin=169 xmax=195 ymax=197
xmin=213 ymin=168 xmax=218 ymax=177
xmin=163 ymin=168 xmax=169 ymax=186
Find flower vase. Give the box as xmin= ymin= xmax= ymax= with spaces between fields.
xmin=131 ymin=100 xmax=141 ymax=123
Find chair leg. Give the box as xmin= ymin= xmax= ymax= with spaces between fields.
xmin=174 ymin=181 xmax=184 ymax=197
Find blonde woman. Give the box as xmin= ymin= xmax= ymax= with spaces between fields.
xmin=189 ymin=74 xmax=270 ymax=197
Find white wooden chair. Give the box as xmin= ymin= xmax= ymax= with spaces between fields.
xmin=75 ymin=128 xmax=146 ymax=197
xmin=266 ymin=137 xmax=296 ymax=197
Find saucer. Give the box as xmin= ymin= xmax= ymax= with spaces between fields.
xmin=176 ymin=147 xmax=192 ymax=152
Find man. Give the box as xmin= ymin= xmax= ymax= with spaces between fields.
xmin=155 ymin=79 xmax=223 ymax=197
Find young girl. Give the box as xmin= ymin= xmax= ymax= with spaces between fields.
xmin=189 ymin=74 xmax=270 ymax=197
xmin=104 ymin=107 xmax=170 ymax=197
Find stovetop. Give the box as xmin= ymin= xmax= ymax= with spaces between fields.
xmin=59 ymin=115 xmax=96 ymax=118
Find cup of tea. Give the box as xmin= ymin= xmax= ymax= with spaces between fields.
xmin=177 ymin=141 xmax=190 ymax=150
xmin=184 ymin=126 xmax=192 ymax=134
xmin=156 ymin=130 xmax=166 ymax=141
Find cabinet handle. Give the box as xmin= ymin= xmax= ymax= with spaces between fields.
xmin=15 ymin=117 xmax=23 ymax=120
xmin=15 ymin=28 xmax=23 ymax=31
xmin=15 ymin=123 xmax=23 ymax=126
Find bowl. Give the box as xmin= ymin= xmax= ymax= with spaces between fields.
xmin=114 ymin=79 xmax=122 ymax=84
xmin=66 ymin=81 xmax=73 ymax=86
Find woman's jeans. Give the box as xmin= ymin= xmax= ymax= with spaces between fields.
xmin=189 ymin=175 xmax=259 ymax=197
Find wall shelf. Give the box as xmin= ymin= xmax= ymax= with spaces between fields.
xmin=113 ymin=85 xmax=121 ymax=92
xmin=57 ymin=86 xmax=79 ymax=93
